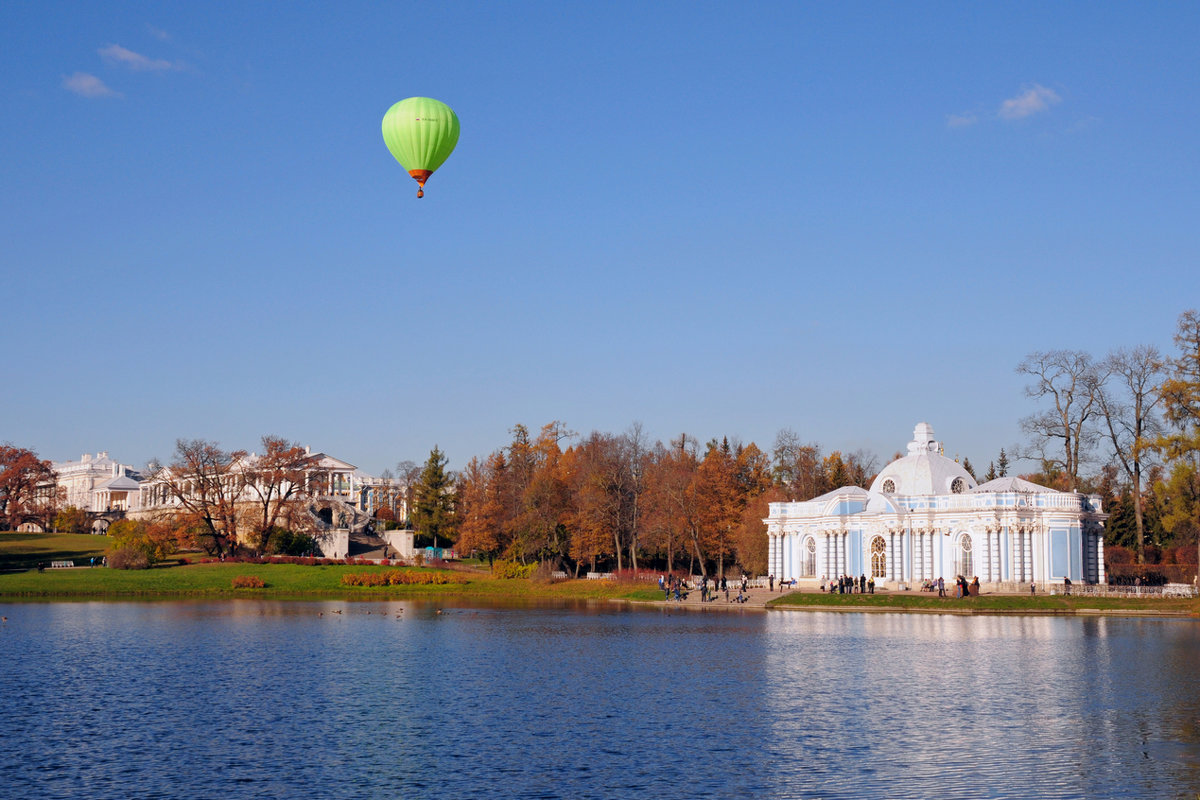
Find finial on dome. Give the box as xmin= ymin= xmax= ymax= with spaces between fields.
xmin=907 ymin=422 xmax=939 ymax=455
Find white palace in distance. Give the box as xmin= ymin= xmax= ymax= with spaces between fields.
xmin=48 ymin=449 xmax=402 ymax=530
xmin=765 ymin=423 xmax=1108 ymax=591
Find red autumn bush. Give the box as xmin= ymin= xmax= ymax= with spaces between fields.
xmin=340 ymin=570 xmax=466 ymax=587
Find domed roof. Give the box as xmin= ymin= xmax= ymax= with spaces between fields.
xmin=868 ymin=422 xmax=977 ymax=497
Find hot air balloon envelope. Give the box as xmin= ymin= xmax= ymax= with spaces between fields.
xmin=382 ymin=97 xmax=460 ymax=197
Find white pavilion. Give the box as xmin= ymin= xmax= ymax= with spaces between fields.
xmin=765 ymin=423 xmax=1107 ymax=591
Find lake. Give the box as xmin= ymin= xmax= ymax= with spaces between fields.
xmin=1 ymin=601 xmax=1197 ymax=799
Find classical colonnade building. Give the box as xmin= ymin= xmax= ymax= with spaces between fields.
xmin=765 ymin=423 xmax=1107 ymax=591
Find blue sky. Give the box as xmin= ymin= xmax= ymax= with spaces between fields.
xmin=2 ymin=2 xmax=1198 ymax=476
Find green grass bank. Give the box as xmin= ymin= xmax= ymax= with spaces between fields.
xmin=0 ymin=533 xmax=1194 ymax=614
xmin=766 ymin=589 xmax=1200 ymax=616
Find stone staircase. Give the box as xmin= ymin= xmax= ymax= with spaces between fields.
xmin=348 ymin=530 xmax=392 ymax=560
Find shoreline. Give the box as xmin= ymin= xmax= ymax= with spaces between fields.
xmin=634 ymin=584 xmax=1199 ymax=618
xmin=1 ymin=563 xmax=1196 ymax=618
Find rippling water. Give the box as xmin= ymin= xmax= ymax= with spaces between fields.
xmin=1 ymin=601 xmax=1197 ymax=799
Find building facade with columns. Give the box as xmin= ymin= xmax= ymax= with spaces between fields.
xmin=765 ymin=423 xmax=1107 ymax=591
xmin=51 ymin=452 xmax=144 ymax=513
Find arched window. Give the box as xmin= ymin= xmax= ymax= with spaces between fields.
xmin=870 ymin=535 xmax=886 ymax=578
xmin=803 ymin=537 xmax=817 ymax=576
xmin=881 ymin=478 xmax=896 ymax=494
xmin=957 ymin=533 xmax=973 ymax=577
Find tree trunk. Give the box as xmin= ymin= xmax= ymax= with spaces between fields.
xmin=689 ymin=529 xmax=706 ymax=578
xmin=1133 ymin=463 xmax=1145 ymax=565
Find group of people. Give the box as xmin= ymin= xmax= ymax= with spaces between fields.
xmin=821 ymin=574 xmax=875 ymax=594
xmin=919 ymin=576 xmax=980 ymax=597
xmin=659 ymin=573 xmax=689 ymax=602
xmin=658 ymin=573 xmax=754 ymax=604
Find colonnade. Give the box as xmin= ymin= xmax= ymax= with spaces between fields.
xmin=768 ymin=520 xmax=1059 ymax=586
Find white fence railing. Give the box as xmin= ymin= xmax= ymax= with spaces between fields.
xmin=1060 ymin=583 xmax=1197 ymax=598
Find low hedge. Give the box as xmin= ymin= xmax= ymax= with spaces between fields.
xmin=341 ymin=570 xmax=467 ymax=587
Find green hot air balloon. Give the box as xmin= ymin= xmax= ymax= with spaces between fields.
xmin=381 ymin=97 xmax=460 ymax=198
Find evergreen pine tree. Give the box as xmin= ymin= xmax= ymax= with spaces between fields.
xmin=997 ymin=448 xmax=1010 ymax=477
xmin=412 ymin=446 xmax=456 ymax=549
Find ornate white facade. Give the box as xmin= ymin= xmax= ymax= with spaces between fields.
xmin=51 ymin=452 xmax=144 ymax=513
xmin=765 ymin=423 xmax=1107 ymax=590
xmin=137 ymin=449 xmax=403 ymax=519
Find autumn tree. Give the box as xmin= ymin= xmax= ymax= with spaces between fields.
xmin=1156 ymin=310 xmax=1200 ymax=574
xmin=54 ymin=506 xmax=91 ymax=534
xmin=736 ymin=484 xmax=786 ymax=576
xmin=0 ymin=445 xmax=56 ymax=530
xmin=568 ymin=432 xmax=631 ymax=572
xmin=694 ymin=441 xmax=739 ymax=578
xmin=823 ymin=451 xmax=849 ymax=490
xmin=731 ymin=443 xmax=774 ymax=574
xmin=162 ymin=439 xmax=243 ymax=556
xmin=771 ymin=429 xmax=827 ymax=499
xmin=237 ymin=435 xmax=323 ymax=556
xmin=1096 ymin=345 xmax=1165 ymax=564
xmin=455 ymin=453 xmax=509 ymax=563
xmin=642 ymin=437 xmax=700 ymax=574
xmin=1018 ymin=349 xmax=1103 ymax=492
xmin=515 ymin=422 xmax=574 ymax=567
xmin=411 ymin=446 xmax=456 ymax=548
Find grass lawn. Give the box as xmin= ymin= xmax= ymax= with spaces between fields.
xmin=0 ymin=558 xmax=665 ymax=602
xmin=0 ymin=532 xmax=107 ymax=569
xmin=1 ymin=533 xmax=1192 ymax=613
xmin=767 ymin=589 xmax=1200 ymax=616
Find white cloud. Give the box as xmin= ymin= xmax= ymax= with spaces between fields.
xmin=946 ymin=112 xmax=978 ymax=128
xmin=62 ymin=72 xmax=120 ymax=98
xmin=998 ymin=84 xmax=1061 ymax=120
xmin=99 ymin=43 xmax=177 ymax=71
xmin=146 ymin=25 xmax=171 ymax=41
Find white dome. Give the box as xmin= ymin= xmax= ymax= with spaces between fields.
xmin=869 ymin=422 xmax=977 ymax=496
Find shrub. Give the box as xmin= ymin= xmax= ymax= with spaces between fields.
xmin=106 ymin=518 xmax=177 ymax=565
xmin=491 ymin=560 xmax=535 ymax=580
xmin=340 ymin=570 xmax=466 ymax=587
xmin=107 ymin=546 xmax=151 ymax=570
xmin=267 ymin=529 xmax=318 ymax=557
xmin=232 ymin=575 xmax=266 ymax=589
xmin=1105 ymin=545 xmax=1134 ymax=565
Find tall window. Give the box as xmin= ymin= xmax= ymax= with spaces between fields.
xmin=957 ymin=534 xmax=973 ymax=577
xmin=870 ymin=536 xmax=886 ymax=578
xmin=803 ymin=537 xmax=817 ymax=576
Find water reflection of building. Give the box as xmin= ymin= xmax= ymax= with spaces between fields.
xmin=765 ymin=423 xmax=1107 ymax=591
